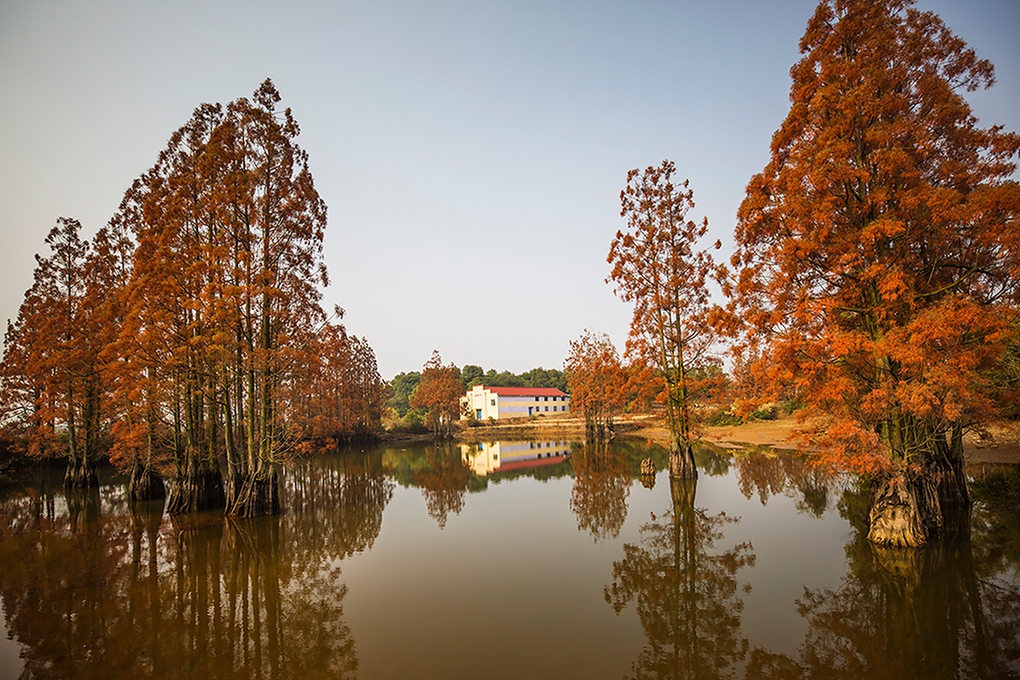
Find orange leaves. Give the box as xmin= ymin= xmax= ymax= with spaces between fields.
xmin=731 ymin=1 xmax=1020 ymax=470
xmin=409 ymin=351 xmax=463 ymax=438
xmin=564 ymin=330 xmax=626 ymax=431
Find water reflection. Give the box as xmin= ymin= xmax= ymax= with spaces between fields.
xmin=747 ymin=478 xmax=1020 ymax=680
xmin=0 ymin=444 xmax=1017 ymax=680
xmin=606 ymin=477 xmax=756 ymax=680
xmin=414 ymin=443 xmax=473 ymax=528
xmin=0 ymin=453 xmax=390 ymax=679
xmin=570 ymin=440 xmax=633 ymax=542
xmin=732 ymin=449 xmax=837 ymax=517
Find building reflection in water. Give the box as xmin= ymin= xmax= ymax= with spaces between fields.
xmin=460 ymin=440 xmax=572 ymax=476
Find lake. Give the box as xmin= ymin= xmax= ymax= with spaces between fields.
xmin=1 ymin=439 xmax=1018 ymax=679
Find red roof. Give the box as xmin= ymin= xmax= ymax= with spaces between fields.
xmin=497 ymin=454 xmax=570 ymax=473
xmin=478 ymin=385 xmax=567 ymax=397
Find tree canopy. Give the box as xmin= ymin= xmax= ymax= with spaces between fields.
xmin=609 ymin=160 xmax=724 ymax=478
xmin=731 ymin=0 xmax=1020 ymax=545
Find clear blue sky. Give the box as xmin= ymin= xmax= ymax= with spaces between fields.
xmin=1 ymin=0 xmax=1017 ymax=379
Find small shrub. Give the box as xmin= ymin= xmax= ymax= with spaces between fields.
xmin=750 ymin=403 xmax=778 ymax=421
xmin=704 ymin=409 xmax=742 ymax=427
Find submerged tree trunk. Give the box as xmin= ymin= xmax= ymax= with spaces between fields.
xmin=129 ymin=461 xmax=166 ymax=503
xmin=227 ymin=467 xmax=280 ymax=517
xmin=64 ymin=456 xmax=98 ymax=489
xmin=669 ymin=442 xmax=698 ymax=480
xmin=167 ymin=452 xmax=225 ymax=515
xmin=868 ymin=429 xmax=971 ymax=547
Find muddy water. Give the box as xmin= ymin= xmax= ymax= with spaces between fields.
xmin=0 ymin=441 xmax=1017 ymax=679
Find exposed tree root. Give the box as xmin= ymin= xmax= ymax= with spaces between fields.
xmin=167 ymin=464 xmax=225 ymax=515
xmin=129 ymin=463 xmax=166 ymax=503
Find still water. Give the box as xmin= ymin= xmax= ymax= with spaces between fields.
xmin=0 ymin=440 xmax=1018 ymax=679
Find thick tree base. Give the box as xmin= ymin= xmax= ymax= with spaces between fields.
xmin=64 ymin=460 xmax=98 ymax=489
xmin=129 ymin=465 xmax=166 ymax=503
xmin=167 ymin=466 xmax=226 ymax=515
xmin=669 ymin=443 xmax=698 ymax=480
xmin=867 ymin=467 xmax=971 ymax=548
xmin=585 ymin=423 xmax=616 ymax=441
xmin=227 ymin=469 xmax=281 ymax=517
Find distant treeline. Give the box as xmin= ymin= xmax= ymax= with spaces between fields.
xmin=387 ymin=365 xmax=567 ymax=418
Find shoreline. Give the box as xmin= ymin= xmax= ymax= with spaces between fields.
xmin=384 ymin=415 xmax=1020 ymax=465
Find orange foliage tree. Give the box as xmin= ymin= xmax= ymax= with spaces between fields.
xmin=0 ymin=218 xmax=124 ymax=489
xmin=731 ymin=0 xmax=1020 ymax=546
xmin=1 ymin=81 xmax=383 ymax=514
xmin=295 ymin=320 xmax=386 ymax=448
xmin=608 ymin=160 xmax=724 ymax=479
xmin=409 ymin=351 xmax=463 ymax=439
xmin=115 ymin=81 xmax=331 ymax=516
xmin=564 ymin=329 xmax=626 ymax=438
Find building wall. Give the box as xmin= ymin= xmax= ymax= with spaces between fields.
xmin=461 ymin=385 xmax=570 ymax=420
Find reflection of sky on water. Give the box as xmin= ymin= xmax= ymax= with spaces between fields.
xmin=342 ymin=444 xmax=855 ymax=676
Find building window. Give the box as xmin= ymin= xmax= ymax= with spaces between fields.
xmin=544 ymin=406 xmax=549 ymax=412
xmin=535 ymin=397 xmax=540 ymax=402
xmin=490 ymin=399 xmax=495 ymax=406
xmin=553 ymin=406 xmax=557 ymax=411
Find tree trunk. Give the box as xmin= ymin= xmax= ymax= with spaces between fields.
xmin=867 ymin=473 xmax=928 ymax=547
xmin=227 ymin=467 xmax=281 ymax=517
xmin=167 ymin=454 xmax=225 ymax=515
xmin=64 ymin=457 xmax=98 ymax=489
xmin=867 ymin=456 xmax=971 ymax=547
xmin=129 ymin=461 xmax=166 ymax=503
xmin=669 ymin=442 xmax=698 ymax=480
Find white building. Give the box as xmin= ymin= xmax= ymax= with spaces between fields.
xmin=461 ymin=385 xmax=570 ymax=420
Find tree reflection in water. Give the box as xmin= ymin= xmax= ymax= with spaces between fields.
xmin=0 ymin=452 xmax=392 ymax=679
xmin=2 ymin=447 xmax=1018 ymax=679
xmin=747 ymin=473 xmax=1020 ymax=680
xmin=606 ymin=477 xmax=756 ymax=680
xmin=570 ymin=440 xmax=633 ymax=542
xmin=412 ymin=442 xmax=472 ymax=529
xmin=732 ymin=449 xmax=836 ymax=518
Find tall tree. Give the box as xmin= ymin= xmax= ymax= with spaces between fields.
xmin=1 ymin=218 xmax=112 ymax=488
xmin=608 ymin=160 xmax=723 ymax=478
xmin=117 ymin=102 xmax=229 ymax=514
xmin=217 ymin=80 xmax=329 ymax=516
xmin=732 ymin=0 xmax=1020 ymax=546
xmin=115 ymin=80 xmax=331 ymax=517
xmin=408 ymin=351 xmax=463 ymax=439
xmin=564 ymin=329 xmax=626 ymax=438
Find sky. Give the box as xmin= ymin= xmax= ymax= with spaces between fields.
xmin=1 ymin=0 xmax=1017 ymax=379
